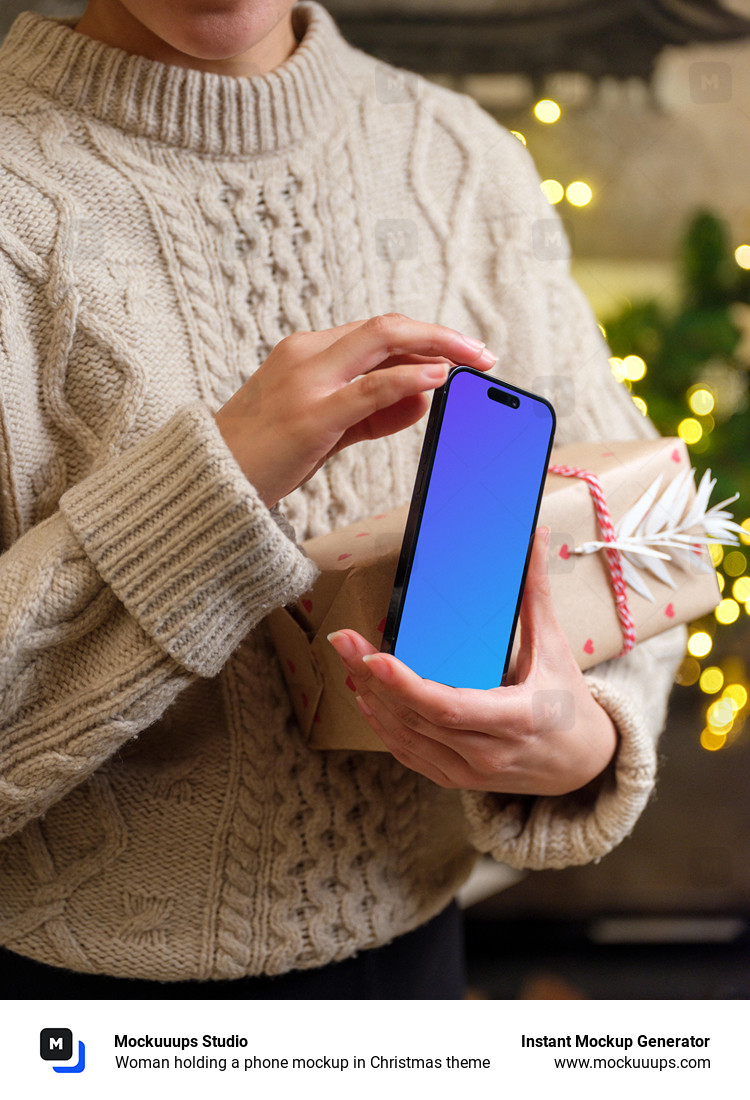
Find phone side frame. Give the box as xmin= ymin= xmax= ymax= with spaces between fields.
xmin=380 ymin=366 xmax=450 ymax=656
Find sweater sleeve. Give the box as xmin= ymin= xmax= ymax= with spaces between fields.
xmin=451 ymin=98 xmax=686 ymax=868
xmin=0 ymin=289 xmax=318 ymax=844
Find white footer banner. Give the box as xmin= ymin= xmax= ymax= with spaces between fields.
xmin=4 ymin=998 xmax=740 ymax=1100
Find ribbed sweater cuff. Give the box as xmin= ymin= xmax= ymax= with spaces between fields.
xmin=460 ymin=675 xmax=656 ymax=871
xmin=59 ymin=402 xmax=319 ymax=677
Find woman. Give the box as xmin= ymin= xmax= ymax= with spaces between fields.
xmin=0 ymin=0 xmax=685 ymax=997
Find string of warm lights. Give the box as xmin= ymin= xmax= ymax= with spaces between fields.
xmin=512 ymin=98 xmax=595 ymax=209
xmin=677 ymin=522 xmax=750 ymax=753
xmin=517 ymin=94 xmax=749 ymax=754
xmin=610 ymin=333 xmax=750 ymax=752
xmin=616 ymin=244 xmax=750 ymax=753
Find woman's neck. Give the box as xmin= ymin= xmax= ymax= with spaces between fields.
xmin=74 ymin=0 xmax=299 ymax=78
xmin=0 ymin=3 xmax=348 ymax=156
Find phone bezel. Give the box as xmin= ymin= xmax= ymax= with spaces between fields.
xmin=380 ymin=365 xmax=557 ymax=687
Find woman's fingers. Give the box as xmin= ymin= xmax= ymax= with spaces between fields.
xmin=282 ymin=318 xmax=369 ymax=354
xmin=331 ymin=392 xmax=431 ymax=452
xmin=354 ymin=697 xmax=467 ymax=788
xmin=316 ymin=313 xmax=496 ymax=385
xmin=329 ymin=630 xmax=526 ymax=741
xmin=370 ymin=353 xmax=454 ymax=369
xmin=321 ymin=357 xmax=451 ymax=436
xmin=215 ymin=313 xmax=498 ymax=509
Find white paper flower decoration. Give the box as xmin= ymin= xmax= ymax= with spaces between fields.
xmin=573 ymin=468 xmax=745 ymax=602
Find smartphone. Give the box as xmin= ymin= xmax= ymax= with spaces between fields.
xmin=381 ymin=366 xmax=555 ymax=689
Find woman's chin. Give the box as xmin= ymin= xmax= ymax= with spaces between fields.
xmin=154 ymin=6 xmax=288 ymax=64
xmin=160 ymin=22 xmax=258 ymax=60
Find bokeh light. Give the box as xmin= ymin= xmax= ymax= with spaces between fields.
xmin=675 ymin=656 xmax=701 ymax=686
xmin=534 ymin=99 xmax=561 ymax=123
xmin=700 ymin=727 xmax=727 ymax=751
xmin=723 ymin=550 xmax=746 ymax=576
xmin=566 ymin=181 xmax=593 ymax=207
xmin=688 ymin=387 xmax=715 ymax=415
xmin=609 ymin=357 xmax=626 ymax=382
xmin=540 ymin=179 xmax=564 ymax=204
xmin=687 ymin=631 xmax=712 ymax=658
xmin=715 ymin=598 xmax=740 ymax=624
xmin=707 ymin=697 xmax=736 ymax=729
xmin=623 ymin=355 xmax=647 ymax=381
xmin=709 ymin=544 xmax=724 ymax=566
xmin=732 ymin=576 xmax=750 ymax=602
xmin=734 ymin=244 xmax=750 ymax=269
xmin=699 ymin=667 xmax=724 ymax=694
xmin=724 ymin=683 xmax=748 ymax=708
xmin=677 ymin=418 xmax=702 ymax=444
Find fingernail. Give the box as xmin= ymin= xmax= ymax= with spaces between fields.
xmin=327 ymin=631 xmax=356 ymax=661
xmin=362 ymin=654 xmax=392 ymax=681
xmin=422 ymin=363 xmax=449 ymax=383
xmin=355 ymin=694 xmax=373 ymax=717
xmin=540 ymin=526 xmax=550 ymax=558
xmin=479 ymin=347 xmax=497 ymax=366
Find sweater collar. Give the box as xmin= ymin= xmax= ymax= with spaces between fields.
xmin=0 ymin=2 xmax=352 ymax=156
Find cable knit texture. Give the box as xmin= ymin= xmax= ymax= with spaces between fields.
xmin=0 ymin=2 xmax=685 ymax=980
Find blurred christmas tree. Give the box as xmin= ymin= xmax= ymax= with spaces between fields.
xmin=602 ymin=210 xmax=750 ymax=746
xmin=603 ymin=210 xmax=750 ymax=509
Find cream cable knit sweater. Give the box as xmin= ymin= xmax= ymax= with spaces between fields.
xmin=0 ymin=1 xmax=685 ymax=981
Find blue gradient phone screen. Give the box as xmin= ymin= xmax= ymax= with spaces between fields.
xmin=392 ymin=369 xmax=554 ymax=688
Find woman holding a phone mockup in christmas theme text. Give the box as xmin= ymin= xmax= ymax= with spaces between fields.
xmin=0 ymin=0 xmax=685 ymax=997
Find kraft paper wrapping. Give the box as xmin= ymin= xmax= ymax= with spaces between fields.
xmin=266 ymin=437 xmax=721 ymax=752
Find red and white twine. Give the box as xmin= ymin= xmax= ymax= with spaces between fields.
xmin=547 ymin=463 xmax=637 ymax=655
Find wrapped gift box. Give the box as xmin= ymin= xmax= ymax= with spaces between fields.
xmin=266 ymin=437 xmax=722 ymax=752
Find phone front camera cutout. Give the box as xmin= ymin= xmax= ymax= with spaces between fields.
xmin=487 ymin=386 xmax=520 ymax=409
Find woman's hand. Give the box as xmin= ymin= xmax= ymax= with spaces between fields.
xmin=328 ymin=526 xmax=618 ymax=797
xmin=215 ymin=314 xmax=496 ymax=509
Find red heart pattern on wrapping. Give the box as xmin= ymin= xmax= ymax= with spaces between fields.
xmin=665 ymin=603 xmax=675 ymax=618
xmin=671 ymin=448 xmax=681 ymax=463
xmin=583 ymin=638 xmax=595 ymax=654
xmin=345 ymin=675 xmax=356 ymax=692
xmin=302 ymin=598 xmax=313 ymax=613
xmin=377 ymin=618 xmax=386 ymax=633
xmin=337 ymin=553 xmax=352 ymax=561
xmin=559 ymin=544 xmax=570 ymax=560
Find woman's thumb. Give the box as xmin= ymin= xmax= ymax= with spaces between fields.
xmin=515 ymin=526 xmax=560 ymax=677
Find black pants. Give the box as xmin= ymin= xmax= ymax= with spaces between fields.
xmin=0 ymin=902 xmax=465 ymax=999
